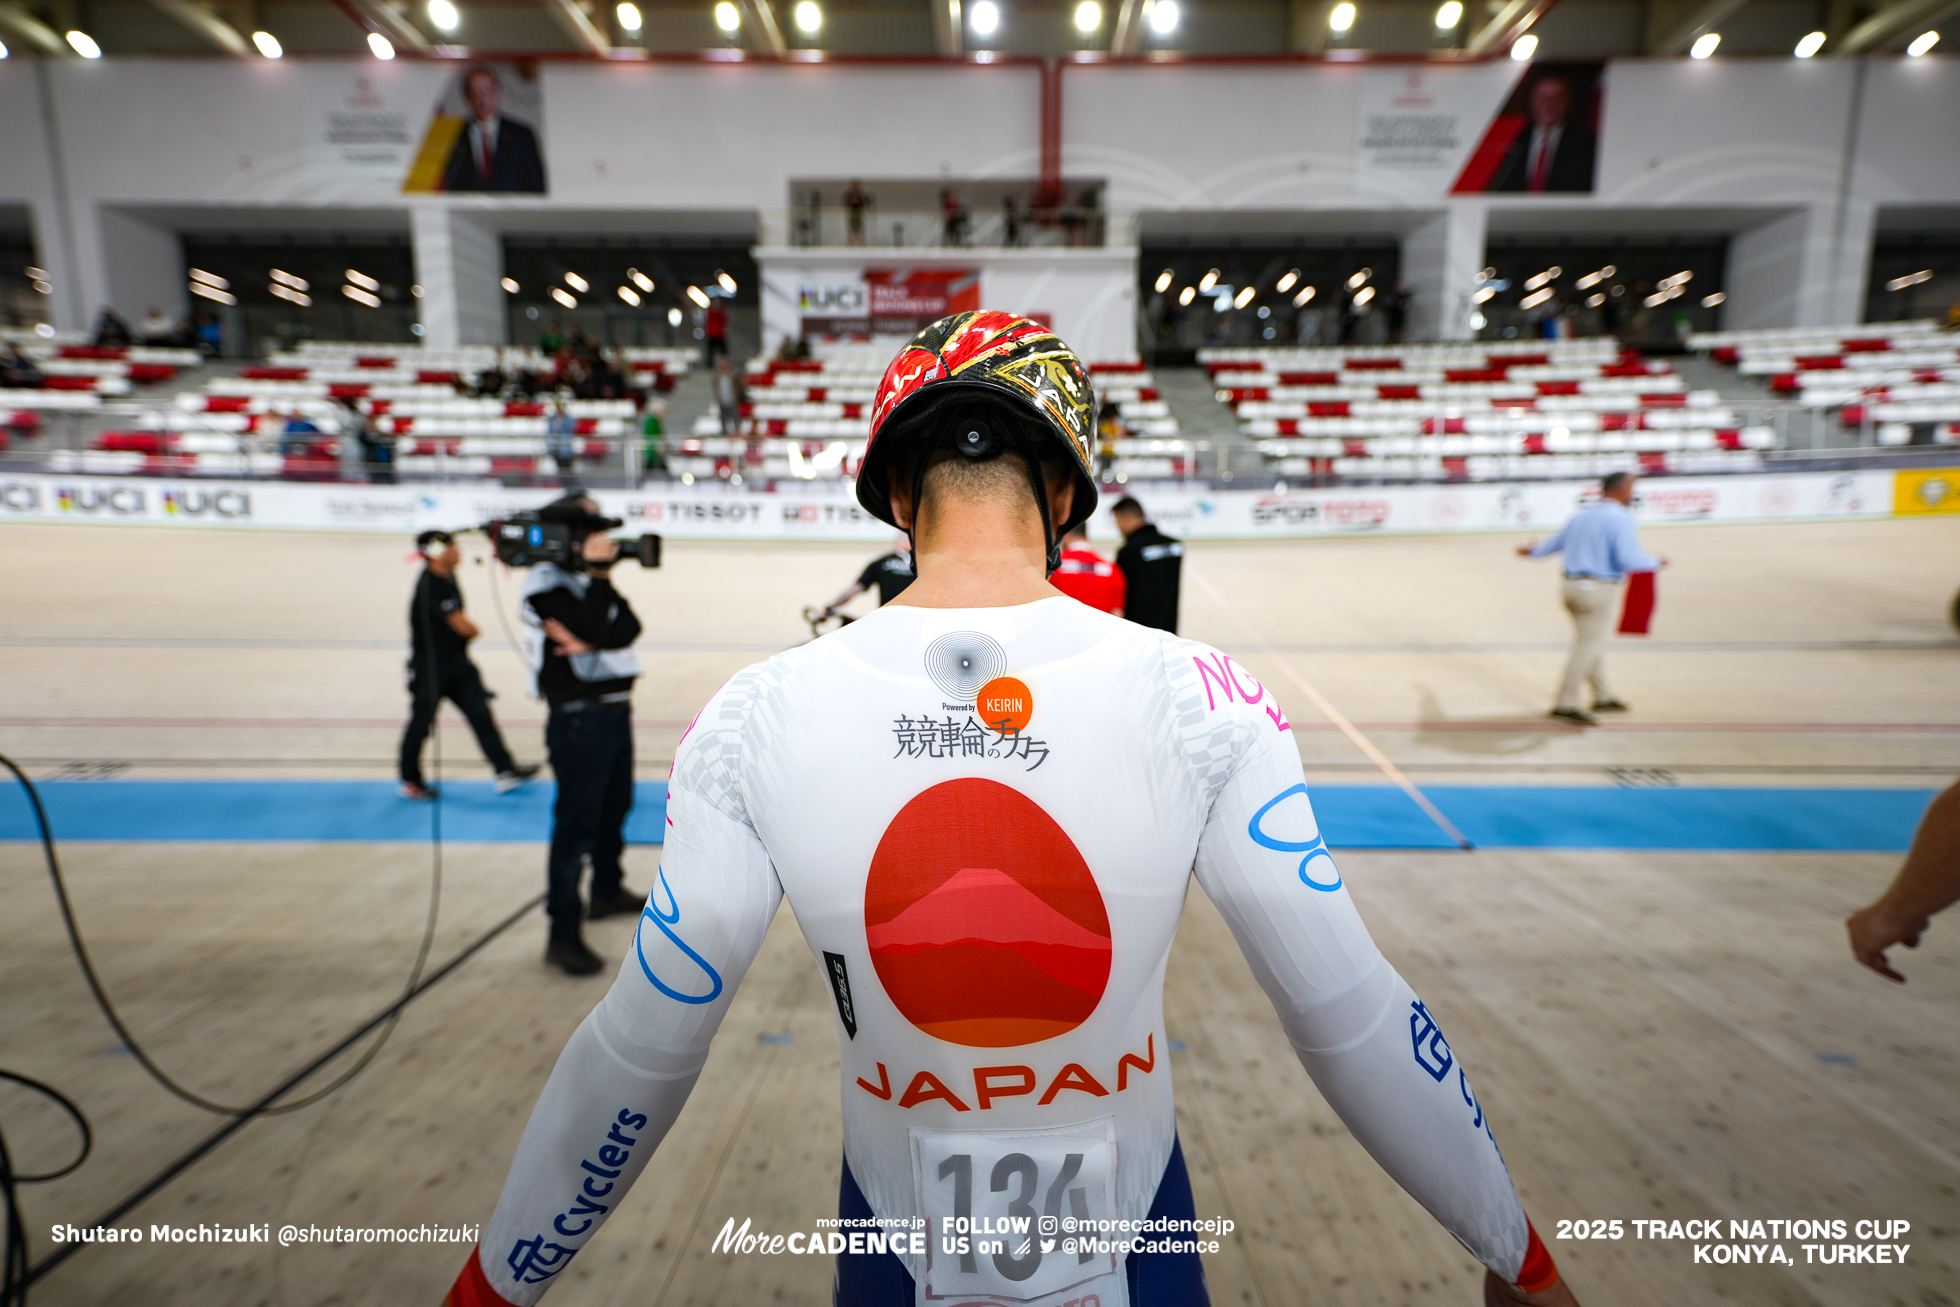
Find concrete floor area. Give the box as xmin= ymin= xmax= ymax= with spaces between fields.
xmin=1 ymin=514 xmax=1956 ymax=1305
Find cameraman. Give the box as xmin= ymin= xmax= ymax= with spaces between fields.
xmin=520 ymin=495 xmax=648 ymax=976
xmin=398 ymin=530 xmax=537 ymax=801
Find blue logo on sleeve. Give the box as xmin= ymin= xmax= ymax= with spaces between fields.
xmin=1408 ymin=1000 xmax=1455 ymax=1081
xmin=507 ymin=1234 xmax=579 ymax=1284
xmin=634 ymin=866 xmax=725 ymax=1004
xmin=1247 ymin=784 xmax=1343 ymax=891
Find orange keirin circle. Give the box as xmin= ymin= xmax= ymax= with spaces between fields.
xmin=976 ymin=676 xmax=1033 ymax=733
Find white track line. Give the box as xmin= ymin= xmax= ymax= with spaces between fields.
xmin=1188 ymin=564 xmax=1474 ymax=851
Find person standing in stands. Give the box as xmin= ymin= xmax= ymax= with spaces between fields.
xmin=545 ymin=398 xmax=577 ymax=480
xmin=441 ymin=65 xmax=547 ymax=194
xmin=1517 ymin=471 xmax=1666 ymax=726
xmin=843 ymin=179 xmax=870 ymax=246
xmin=399 ymin=530 xmax=538 ymax=801
xmin=1052 ymin=520 xmax=1126 ymax=615
xmin=1112 ymin=495 xmax=1183 ymax=633
xmin=704 ymin=300 xmax=730 ymax=366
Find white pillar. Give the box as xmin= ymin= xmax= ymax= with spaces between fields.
xmin=1726 ymin=202 xmax=1870 ymax=330
xmin=1401 ymin=203 xmax=1487 ymax=342
xmin=411 ymin=204 xmax=507 ymax=348
xmin=97 ymin=208 xmax=187 ymax=323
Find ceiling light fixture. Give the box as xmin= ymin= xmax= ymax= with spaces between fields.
xmin=501 ymin=277 xmax=520 ymax=293
xmin=1701 ymin=292 xmax=1727 ymax=307
xmin=1435 ymin=1 xmax=1461 ymax=29
xmin=970 ymin=0 xmax=1000 ymax=36
xmin=1511 ymin=33 xmax=1537 ymax=59
xmin=1148 ymin=0 xmax=1178 ymax=35
xmin=344 ymin=285 xmax=382 ymax=307
xmin=668 ymin=307 xmax=684 ymax=325
xmin=1293 ymin=286 xmax=1315 ymax=306
xmin=1794 ymin=30 xmax=1825 ymax=57
xmin=718 ymin=271 xmax=737 ymax=292
xmin=1276 ymin=269 xmax=1299 ymax=292
xmin=551 ymin=287 xmax=578 ymax=308
xmin=368 ymin=31 xmax=395 ymax=59
xmin=618 ymin=286 xmax=642 ymax=306
xmin=1352 ymin=285 xmax=1376 ymax=306
xmin=618 ymin=2 xmax=643 ymax=32
xmin=346 ymin=268 xmax=380 ymax=291
xmin=794 ymin=1 xmax=822 ymax=32
xmin=66 ymin=30 xmax=102 ymax=58
xmin=270 ymin=269 xmax=309 ymax=291
xmin=1886 ymin=269 xmax=1934 ymax=291
xmin=188 ymin=269 xmax=229 ymax=289
xmin=1154 ymin=269 xmax=1174 ymax=293
xmin=1074 ymin=1 xmax=1101 ymax=33
xmin=1690 ymin=32 xmax=1721 ymax=58
xmin=1329 ymin=3 xmax=1355 ymax=33
xmin=252 ymin=30 xmax=282 ymax=57
xmin=629 ymin=269 xmax=655 ymax=292
xmin=1198 ymin=268 xmax=1219 ymax=292
xmin=714 ymin=2 xmax=741 ymax=33
xmin=564 ymin=271 xmax=589 ymax=292
xmin=1907 ymin=30 xmax=1939 ymax=56
xmin=1519 ymin=287 xmax=1553 ymax=309
xmin=429 ymin=0 xmax=459 ymax=32
xmin=1178 ymin=285 xmax=1197 ymax=307
xmin=1233 ymin=285 xmax=1256 ymax=309
xmin=686 ymin=285 xmax=711 ymax=308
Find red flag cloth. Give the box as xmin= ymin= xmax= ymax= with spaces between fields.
xmin=1619 ymin=570 xmax=1656 ymax=635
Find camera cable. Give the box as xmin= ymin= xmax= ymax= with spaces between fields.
xmin=0 ymin=552 xmax=542 ymax=1297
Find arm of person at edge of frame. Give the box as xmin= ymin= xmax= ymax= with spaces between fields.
xmin=1189 ymin=722 xmax=1578 ymax=1306
xmin=1847 ymin=778 xmax=1960 ymax=983
xmin=443 ymin=680 xmax=781 ymax=1305
xmin=527 ymin=536 xmax=642 ymax=651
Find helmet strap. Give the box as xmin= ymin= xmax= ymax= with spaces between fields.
xmin=904 ymin=408 xmax=1064 ymax=577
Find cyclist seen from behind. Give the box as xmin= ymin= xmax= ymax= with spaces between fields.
xmin=444 ymin=312 xmax=1579 ymax=1307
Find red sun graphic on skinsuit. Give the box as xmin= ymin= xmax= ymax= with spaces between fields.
xmin=865 ymin=778 xmax=1112 ymax=1048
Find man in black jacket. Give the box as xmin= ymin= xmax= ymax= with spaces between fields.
xmin=441 ymin=66 xmax=547 ymax=194
xmin=1112 ymin=496 xmax=1184 ymax=633
xmin=521 ymin=497 xmax=646 ymax=975
xmin=398 ymin=530 xmax=537 ymax=801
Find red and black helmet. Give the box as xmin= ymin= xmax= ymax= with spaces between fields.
xmin=858 ymin=311 xmax=1098 ymax=569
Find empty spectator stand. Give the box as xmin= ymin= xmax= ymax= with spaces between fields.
xmin=665 ymin=352 xmax=1173 ymax=483
xmin=1196 ymin=341 xmax=1772 ymax=481
xmin=1690 ymin=320 xmax=1960 ymax=446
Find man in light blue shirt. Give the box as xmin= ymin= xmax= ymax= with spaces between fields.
xmin=1517 ymin=471 xmax=1666 ymax=724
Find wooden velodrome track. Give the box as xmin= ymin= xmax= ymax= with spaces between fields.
xmin=1 ymin=514 xmax=1957 ymax=1305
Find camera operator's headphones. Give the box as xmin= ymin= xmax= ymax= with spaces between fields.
xmin=415 ymin=529 xmax=455 ymax=559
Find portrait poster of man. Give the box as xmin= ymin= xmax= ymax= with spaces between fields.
xmin=402 ymin=62 xmax=547 ymax=195
xmin=1451 ymin=62 xmax=1603 ymax=195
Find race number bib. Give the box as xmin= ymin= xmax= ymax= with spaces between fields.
xmin=910 ymin=1119 xmax=1126 ymax=1307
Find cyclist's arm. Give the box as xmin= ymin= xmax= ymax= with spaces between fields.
xmin=446 ymin=707 xmax=780 ymax=1305
xmin=1191 ymin=733 xmax=1560 ymax=1296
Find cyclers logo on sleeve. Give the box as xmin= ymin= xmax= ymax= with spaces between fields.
xmin=1246 ymin=785 xmax=1340 ymax=891
xmin=506 ymin=1108 xmax=650 ymax=1285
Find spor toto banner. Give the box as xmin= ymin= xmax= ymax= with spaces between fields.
xmin=0 ymin=471 xmax=1896 ymax=541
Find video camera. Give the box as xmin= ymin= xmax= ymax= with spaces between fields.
xmin=486 ymin=508 xmax=662 ymax=570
